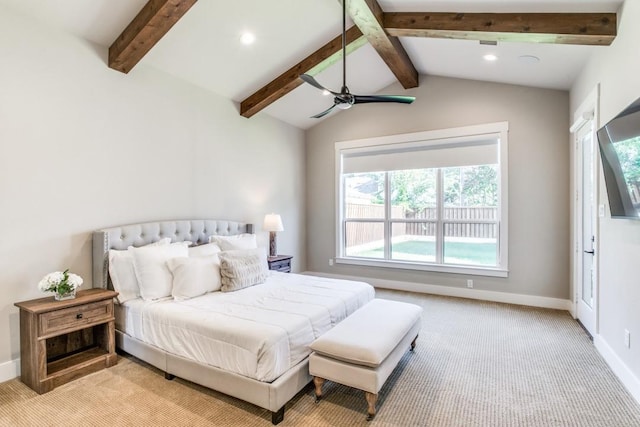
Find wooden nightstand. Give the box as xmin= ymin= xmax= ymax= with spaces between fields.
xmin=14 ymin=288 xmax=118 ymax=394
xmin=267 ymin=255 xmax=293 ymax=273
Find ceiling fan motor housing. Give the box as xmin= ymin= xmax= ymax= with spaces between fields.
xmin=299 ymin=0 xmax=415 ymax=118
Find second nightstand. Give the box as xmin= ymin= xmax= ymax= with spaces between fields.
xmin=267 ymin=255 xmax=293 ymax=273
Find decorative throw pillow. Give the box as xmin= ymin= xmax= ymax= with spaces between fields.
xmin=108 ymin=238 xmax=171 ymax=304
xmin=218 ymin=248 xmax=268 ymax=292
xmin=130 ymin=242 xmax=189 ymax=301
xmin=188 ymin=242 xmax=222 ymax=257
xmin=168 ymin=254 xmax=222 ymax=300
xmin=209 ymin=234 xmax=257 ymax=251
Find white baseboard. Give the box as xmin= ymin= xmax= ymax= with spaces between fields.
xmin=0 ymin=358 xmax=20 ymax=383
xmin=303 ymin=271 xmax=573 ymax=311
xmin=594 ymin=335 xmax=640 ymax=405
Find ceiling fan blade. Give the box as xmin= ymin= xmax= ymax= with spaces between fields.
xmin=353 ymin=95 xmax=416 ymax=105
xmin=301 ymin=0 xmax=415 ymax=117
xmin=310 ymin=103 xmax=338 ymax=119
xmin=300 ymin=74 xmax=340 ymax=96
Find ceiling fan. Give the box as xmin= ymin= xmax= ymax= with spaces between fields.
xmin=300 ymin=0 xmax=415 ymax=119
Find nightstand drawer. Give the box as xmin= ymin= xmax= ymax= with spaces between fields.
xmin=270 ymin=260 xmax=291 ymax=272
xmin=267 ymin=255 xmax=293 ymax=273
xmin=39 ymin=300 xmax=113 ymax=336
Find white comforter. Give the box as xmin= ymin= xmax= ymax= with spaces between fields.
xmin=120 ymin=272 xmax=374 ymax=382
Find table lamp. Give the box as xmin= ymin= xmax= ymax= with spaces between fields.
xmin=263 ymin=214 xmax=284 ymax=257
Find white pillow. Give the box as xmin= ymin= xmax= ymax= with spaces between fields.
xmin=209 ymin=234 xmax=257 ymax=251
xmin=218 ymin=248 xmax=268 ymax=292
xmin=188 ymin=242 xmax=221 ymax=257
xmin=108 ymin=238 xmax=171 ymax=304
xmin=131 ymin=242 xmax=189 ymax=301
xmin=168 ymin=255 xmax=222 ymax=300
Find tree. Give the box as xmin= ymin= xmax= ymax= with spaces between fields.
xmin=444 ymin=165 xmax=498 ymax=207
xmin=615 ymin=137 xmax=640 ymax=186
xmin=389 ymin=169 xmax=436 ymax=214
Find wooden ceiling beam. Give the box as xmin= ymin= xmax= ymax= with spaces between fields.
xmin=383 ymin=12 xmax=617 ymax=46
xmin=109 ymin=0 xmax=198 ymax=74
xmin=238 ymin=8 xmax=617 ymax=119
xmin=240 ymin=26 xmax=366 ymax=118
xmin=345 ymin=0 xmax=419 ymax=89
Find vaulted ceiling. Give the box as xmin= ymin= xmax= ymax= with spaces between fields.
xmin=1 ymin=0 xmax=622 ymax=129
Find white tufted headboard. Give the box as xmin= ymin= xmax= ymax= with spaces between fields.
xmin=92 ymin=219 xmax=253 ymax=290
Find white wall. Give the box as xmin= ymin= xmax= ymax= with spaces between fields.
xmin=0 ymin=5 xmax=305 ymax=375
xmin=571 ymin=1 xmax=640 ymax=399
xmin=306 ymin=76 xmax=570 ymax=303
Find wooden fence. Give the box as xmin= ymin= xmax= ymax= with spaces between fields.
xmin=345 ymin=203 xmax=497 ymax=248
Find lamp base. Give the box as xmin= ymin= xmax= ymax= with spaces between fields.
xmin=269 ymin=231 xmax=277 ymax=257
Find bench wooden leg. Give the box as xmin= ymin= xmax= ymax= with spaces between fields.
xmin=365 ymin=392 xmax=377 ymax=421
xmin=410 ymin=334 xmax=419 ymax=351
xmin=313 ymin=376 xmax=325 ymax=402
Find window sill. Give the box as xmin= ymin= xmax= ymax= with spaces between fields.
xmin=335 ymin=257 xmax=509 ymax=278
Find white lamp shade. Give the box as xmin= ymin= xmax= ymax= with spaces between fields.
xmin=263 ymin=214 xmax=284 ymax=232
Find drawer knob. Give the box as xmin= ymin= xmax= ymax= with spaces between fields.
xmin=76 ymin=313 xmax=83 ymax=319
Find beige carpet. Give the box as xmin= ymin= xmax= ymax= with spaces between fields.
xmin=2 ymin=289 xmax=640 ymax=426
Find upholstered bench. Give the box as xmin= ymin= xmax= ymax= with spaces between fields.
xmin=309 ymin=298 xmax=422 ymax=420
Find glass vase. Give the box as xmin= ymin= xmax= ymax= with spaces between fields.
xmin=55 ymin=288 xmax=76 ymax=301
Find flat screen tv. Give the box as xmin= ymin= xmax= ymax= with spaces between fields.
xmin=597 ymin=96 xmax=640 ymax=219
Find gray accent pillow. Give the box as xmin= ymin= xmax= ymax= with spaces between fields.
xmin=219 ymin=248 xmax=268 ymax=292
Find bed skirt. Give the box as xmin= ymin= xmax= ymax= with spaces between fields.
xmin=116 ymin=330 xmax=312 ymax=423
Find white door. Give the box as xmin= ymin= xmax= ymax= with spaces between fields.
xmin=576 ymin=122 xmax=597 ymax=336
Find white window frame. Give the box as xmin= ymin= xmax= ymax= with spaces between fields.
xmin=335 ymin=122 xmax=509 ymax=277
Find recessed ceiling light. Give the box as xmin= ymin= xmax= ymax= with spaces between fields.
xmin=518 ymin=55 xmax=540 ymax=64
xmin=483 ymin=54 xmax=498 ymax=62
xmin=322 ymin=89 xmax=331 ymax=96
xmin=240 ymin=32 xmax=255 ymax=45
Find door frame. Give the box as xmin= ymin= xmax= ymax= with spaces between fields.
xmin=570 ymin=84 xmax=600 ymax=334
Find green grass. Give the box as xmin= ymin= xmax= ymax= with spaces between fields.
xmin=350 ymin=240 xmax=497 ymax=266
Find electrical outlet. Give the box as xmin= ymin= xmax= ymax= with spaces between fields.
xmin=467 ymin=279 xmax=473 ymax=288
xmin=328 ymin=258 xmax=334 ymax=266
xmin=625 ymin=329 xmax=631 ymax=348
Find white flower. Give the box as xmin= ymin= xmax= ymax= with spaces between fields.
xmin=38 ymin=277 xmax=51 ymax=292
xmin=38 ymin=272 xmax=62 ymax=292
xmin=68 ymin=273 xmax=83 ymax=289
xmin=37 ymin=269 xmax=83 ymax=294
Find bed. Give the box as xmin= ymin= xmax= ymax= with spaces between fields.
xmin=92 ymin=219 xmax=374 ymax=424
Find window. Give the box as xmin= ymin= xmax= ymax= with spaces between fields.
xmin=336 ymin=122 xmax=508 ymax=277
